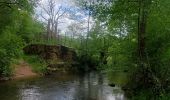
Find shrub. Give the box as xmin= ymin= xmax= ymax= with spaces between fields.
xmin=0 ymin=31 xmax=23 ymax=76
xmin=23 ymin=55 xmax=47 ymax=74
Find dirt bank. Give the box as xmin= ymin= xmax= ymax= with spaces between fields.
xmin=13 ymin=61 xmax=38 ymax=79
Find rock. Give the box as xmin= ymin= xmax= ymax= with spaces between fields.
xmin=23 ymin=44 xmax=77 ymax=62
xmin=23 ymin=44 xmax=78 ymax=74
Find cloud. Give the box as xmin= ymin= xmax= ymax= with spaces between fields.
xmin=36 ymin=0 xmax=94 ymax=34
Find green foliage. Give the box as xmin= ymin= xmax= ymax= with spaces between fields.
xmin=131 ymin=90 xmax=170 ymax=100
xmin=78 ymin=0 xmax=170 ymax=99
xmin=18 ymin=11 xmax=45 ymax=43
xmin=158 ymin=94 xmax=170 ymax=100
xmin=0 ymin=31 xmax=23 ymax=76
xmin=0 ymin=0 xmax=44 ymax=77
xmin=107 ymin=37 xmax=137 ymax=71
xmin=0 ymin=30 xmax=23 ymax=58
xmin=23 ymin=55 xmax=47 ymax=74
xmin=131 ymin=89 xmax=154 ymax=100
xmin=0 ymin=49 xmax=11 ymax=76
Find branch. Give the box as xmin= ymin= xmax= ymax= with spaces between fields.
xmin=41 ymin=5 xmax=51 ymax=16
xmin=54 ymin=6 xmax=62 ymax=20
xmin=40 ymin=11 xmax=48 ymax=21
xmin=58 ymin=10 xmax=66 ymax=19
xmin=0 ymin=1 xmax=21 ymax=8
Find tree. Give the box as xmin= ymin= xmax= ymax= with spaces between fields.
xmin=0 ymin=0 xmax=45 ymax=76
xmin=39 ymin=0 xmax=67 ymax=40
xmin=66 ymin=21 xmax=86 ymax=47
xmin=78 ymin=0 xmax=170 ymax=97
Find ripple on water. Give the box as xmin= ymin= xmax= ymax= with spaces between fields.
xmin=0 ymin=72 xmax=126 ymax=100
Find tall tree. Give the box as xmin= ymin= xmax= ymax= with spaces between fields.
xmin=40 ymin=0 xmax=67 ymax=40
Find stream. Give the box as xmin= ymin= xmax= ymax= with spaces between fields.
xmin=0 ymin=72 xmax=126 ymax=100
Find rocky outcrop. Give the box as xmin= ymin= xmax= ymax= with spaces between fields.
xmin=23 ymin=44 xmax=78 ymax=73
xmin=23 ymin=44 xmax=77 ymax=62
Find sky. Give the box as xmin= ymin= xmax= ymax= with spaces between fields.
xmin=35 ymin=0 xmax=94 ymax=34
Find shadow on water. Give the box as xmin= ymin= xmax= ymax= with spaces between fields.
xmin=0 ymin=72 xmax=126 ymax=100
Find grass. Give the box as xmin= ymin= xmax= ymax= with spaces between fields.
xmin=23 ymin=55 xmax=47 ymax=74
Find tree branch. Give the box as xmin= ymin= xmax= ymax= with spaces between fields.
xmin=0 ymin=1 xmax=21 ymax=8
xmin=40 ymin=11 xmax=48 ymax=21
xmin=54 ymin=6 xmax=62 ymax=20
xmin=58 ymin=10 xmax=66 ymax=19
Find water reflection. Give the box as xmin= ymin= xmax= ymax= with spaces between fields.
xmin=0 ymin=72 xmax=126 ymax=100
xmin=74 ymin=72 xmax=126 ymax=100
xmin=19 ymin=85 xmax=41 ymax=100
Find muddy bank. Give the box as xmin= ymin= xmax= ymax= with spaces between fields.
xmin=13 ymin=61 xmax=38 ymax=79
xmin=0 ymin=61 xmax=39 ymax=81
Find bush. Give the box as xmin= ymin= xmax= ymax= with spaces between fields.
xmin=0 ymin=31 xmax=23 ymax=76
xmin=131 ymin=90 xmax=170 ymax=100
xmin=77 ymin=52 xmax=100 ymax=72
xmin=0 ymin=49 xmax=11 ymax=76
xmin=23 ymin=55 xmax=47 ymax=74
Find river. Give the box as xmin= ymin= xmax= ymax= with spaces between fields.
xmin=0 ymin=72 xmax=126 ymax=100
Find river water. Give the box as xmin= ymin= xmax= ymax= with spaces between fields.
xmin=0 ymin=72 xmax=126 ymax=100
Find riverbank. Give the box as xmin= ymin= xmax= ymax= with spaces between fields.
xmin=12 ymin=61 xmax=39 ymax=79
xmin=0 ymin=60 xmax=40 ymax=81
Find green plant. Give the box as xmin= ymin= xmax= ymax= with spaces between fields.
xmin=23 ymin=55 xmax=47 ymax=74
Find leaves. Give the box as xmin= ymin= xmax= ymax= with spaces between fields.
xmin=0 ymin=0 xmax=44 ymax=76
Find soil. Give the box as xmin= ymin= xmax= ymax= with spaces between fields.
xmin=13 ymin=61 xmax=38 ymax=79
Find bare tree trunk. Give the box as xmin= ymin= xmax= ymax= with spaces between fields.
xmin=40 ymin=0 xmax=67 ymax=43
xmin=86 ymin=0 xmax=92 ymax=54
xmin=47 ymin=19 xmax=51 ymax=40
xmin=51 ymin=21 xmax=54 ymax=39
xmin=54 ymin=22 xmax=57 ymax=38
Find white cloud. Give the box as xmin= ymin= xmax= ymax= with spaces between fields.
xmin=36 ymin=0 xmax=94 ymax=35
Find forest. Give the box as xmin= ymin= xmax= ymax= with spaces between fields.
xmin=0 ymin=0 xmax=170 ymax=100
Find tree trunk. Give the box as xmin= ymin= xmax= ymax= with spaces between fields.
xmin=55 ymin=20 xmax=59 ymax=44
xmin=47 ymin=19 xmax=51 ymax=40
xmin=138 ymin=0 xmax=147 ymax=66
xmin=51 ymin=20 xmax=54 ymax=39
xmin=55 ymin=22 xmax=58 ymax=38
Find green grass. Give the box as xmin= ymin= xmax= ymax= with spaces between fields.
xmin=23 ymin=55 xmax=47 ymax=74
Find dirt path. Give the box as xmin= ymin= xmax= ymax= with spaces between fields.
xmin=13 ymin=61 xmax=38 ymax=79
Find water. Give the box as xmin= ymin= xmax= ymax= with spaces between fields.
xmin=0 ymin=72 xmax=126 ymax=100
